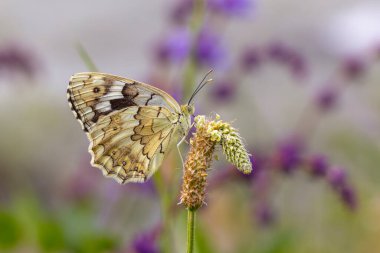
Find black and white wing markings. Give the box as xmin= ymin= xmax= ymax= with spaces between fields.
xmin=67 ymin=72 xmax=181 ymax=132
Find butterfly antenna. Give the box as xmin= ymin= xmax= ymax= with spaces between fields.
xmin=188 ymin=69 xmax=213 ymax=105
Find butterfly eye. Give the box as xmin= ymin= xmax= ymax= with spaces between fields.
xmin=187 ymin=105 xmax=195 ymax=115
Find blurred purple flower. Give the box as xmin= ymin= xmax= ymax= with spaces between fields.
xmin=131 ymin=226 xmax=161 ymax=253
xmin=315 ymin=86 xmax=338 ymax=111
xmin=342 ymin=57 xmax=366 ymax=80
xmin=274 ymin=138 xmax=304 ymax=173
xmin=266 ymin=42 xmax=292 ymax=63
xmin=288 ymin=52 xmax=308 ymax=79
xmin=0 ymin=44 xmax=37 ymax=78
xmin=326 ymin=167 xmax=357 ymax=209
xmin=65 ymin=161 xmax=101 ymax=201
xmin=154 ymin=28 xmax=191 ymax=64
xmin=328 ymin=167 xmax=347 ymax=190
xmin=170 ymin=0 xmax=194 ymax=24
xmin=240 ymin=47 xmax=262 ymax=72
xmin=208 ymin=0 xmax=253 ymax=16
xmin=309 ymin=154 xmax=328 ymax=177
xmin=195 ymin=29 xmax=227 ymax=68
xmin=340 ymin=186 xmax=357 ymax=210
xmin=210 ymin=79 xmax=236 ymax=102
xmin=266 ymin=42 xmax=308 ymax=79
xmin=255 ymin=202 xmax=275 ymax=226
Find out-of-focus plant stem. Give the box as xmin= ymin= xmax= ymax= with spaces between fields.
xmin=187 ymin=209 xmax=196 ymax=253
xmin=153 ymin=171 xmax=172 ymax=253
xmin=77 ymin=43 xmax=98 ymax=72
xmin=182 ymin=2 xmax=205 ymax=251
xmin=183 ymin=0 xmax=206 ymax=99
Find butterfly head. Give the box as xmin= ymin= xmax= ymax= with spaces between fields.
xmin=181 ymin=104 xmax=195 ymax=116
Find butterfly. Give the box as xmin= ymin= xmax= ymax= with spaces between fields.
xmin=67 ymin=72 xmax=212 ymax=184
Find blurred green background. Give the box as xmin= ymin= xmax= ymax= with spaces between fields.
xmin=1 ymin=0 xmax=380 ymax=252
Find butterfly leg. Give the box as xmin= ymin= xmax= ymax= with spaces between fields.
xmin=184 ymin=122 xmax=194 ymax=145
xmin=177 ymin=135 xmax=187 ymax=169
xmin=177 ymin=122 xmax=194 ymax=168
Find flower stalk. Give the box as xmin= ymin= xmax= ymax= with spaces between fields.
xmin=187 ymin=209 xmax=196 ymax=253
xmin=180 ymin=114 xmax=252 ymax=252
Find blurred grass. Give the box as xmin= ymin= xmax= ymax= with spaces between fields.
xmin=77 ymin=44 xmax=98 ymax=72
xmin=0 ymin=196 xmax=119 ymax=253
xmin=0 ymin=210 xmax=22 ymax=250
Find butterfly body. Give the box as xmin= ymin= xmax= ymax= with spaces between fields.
xmin=67 ymin=72 xmax=193 ymax=184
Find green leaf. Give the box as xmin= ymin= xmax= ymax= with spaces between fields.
xmin=256 ymin=230 xmax=295 ymax=253
xmin=36 ymin=219 xmax=65 ymax=252
xmin=77 ymin=234 xmax=117 ymax=253
xmin=0 ymin=211 xmax=22 ymax=249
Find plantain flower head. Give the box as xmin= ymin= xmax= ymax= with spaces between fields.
xmin=180 ymin=114 xmax=252 ymax=210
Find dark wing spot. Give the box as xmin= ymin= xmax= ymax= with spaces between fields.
xmin=110 ymin=98 xmax=137 ymax=110
xmin=122 ymin=83 xmax=138 ymax=97
xmin=91 ymin=111 xmax=101 ymax=124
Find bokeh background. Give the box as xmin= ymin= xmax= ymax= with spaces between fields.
xmin=1 ymin=0 xmax=380 ymax=252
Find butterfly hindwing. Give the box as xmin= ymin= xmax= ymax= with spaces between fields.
xmin=88 ymin=106 xmax=178 ymax=183
xmin=67 ymin=72 xmax=181 ymax=132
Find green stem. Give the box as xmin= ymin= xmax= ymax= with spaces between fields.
xmin=153 ymin=171 xmax=171 ymax=253
xmin=77 ymin=43 xmax=98 ymax=72
xmin=187 ymin=208 xmax=196 ymax=253
xmin=183 ymin=0 xmax=205 ymax=100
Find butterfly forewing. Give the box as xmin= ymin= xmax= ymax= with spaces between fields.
xmin=67 ymin=72 xmax=181 ymax=132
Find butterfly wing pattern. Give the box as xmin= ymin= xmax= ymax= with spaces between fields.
xmin=67 ymin=72 xmax=190 ymax=183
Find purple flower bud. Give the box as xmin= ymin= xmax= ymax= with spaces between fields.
xmin=328 ymin=167 xmax=347 ymax=190
xmin=240 ymin=47 xmax=262 ymax=72
xmin=315 ymin=86 xmax=338 ymax=111
xmin=0 ymin=44 xmax=38 ymax=78
xmin=170 ymin=0 xmax=194 ymax=24
xmin=288 ymin=52 xmax=308 ymax=79
xmin=309 ymin=154 xmax=328 ymax=177
xmin=195 ymin=29 xmax=226 ymax=68
xmin=266 ymin=42 xmax=291 ymax=63
xmin=131 ymin=226 xmax=161 ymax=253
xmin=326 ymin=167 xmax=357 ymax=210
xmin=255 ymin=203 xmax=275 ymax=226
xmin=340 ymin=186 xmax=357 ymax=210
xmin=208 ymin=0 xmax=253 ymax=16
xmin=210 ymin=80 xmax=236 ymax=103
xmin=154 ymin=28 xmax=191 ymax=64
xmin=274 ymin=138 xmax=303 ymax=173
xmin=342 ymin=57 xmax=366 ymax=80
xmin=266 ymin=42 xmax=308 ymax=79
